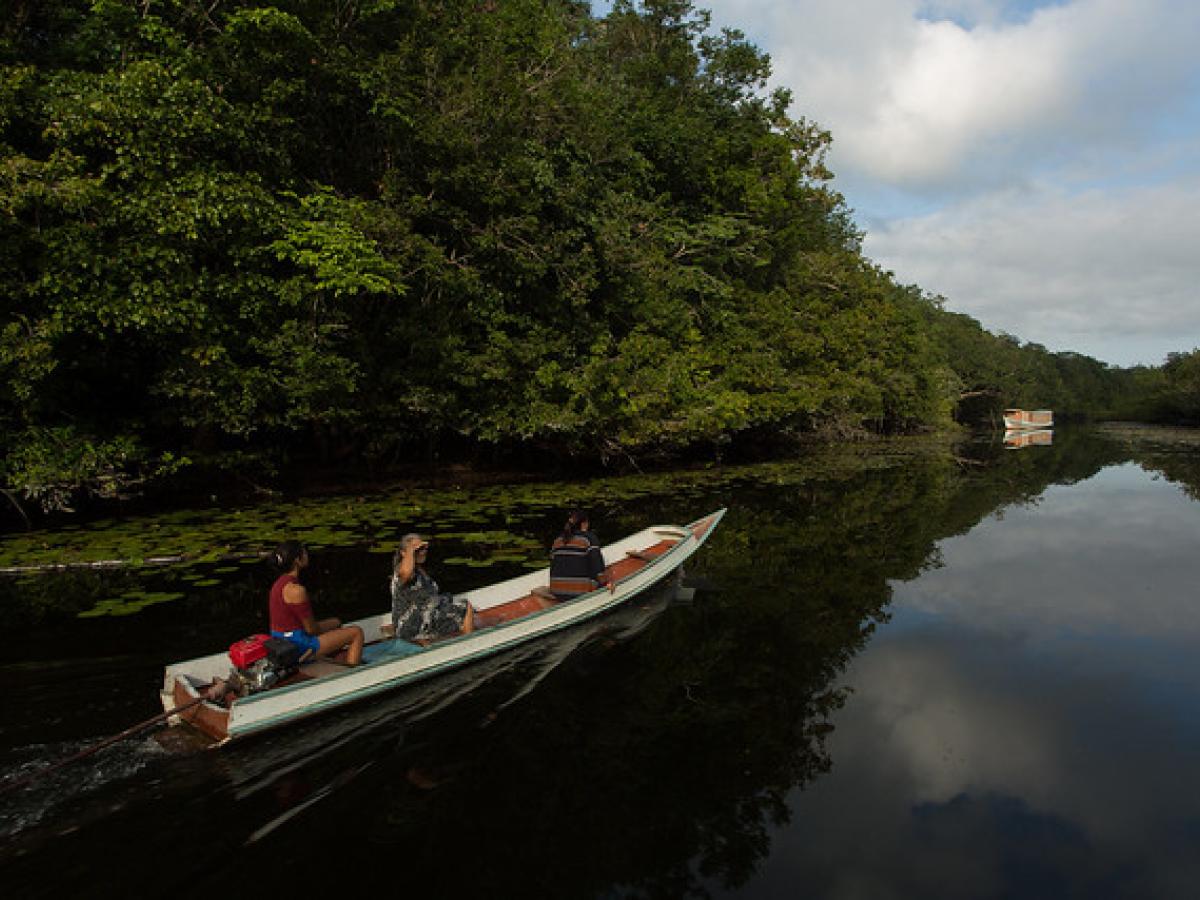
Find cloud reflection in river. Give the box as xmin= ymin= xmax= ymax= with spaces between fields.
xmin=895 ymin=463 xmax=1200 ymax=640
xmin=720 ymin=462 xmax=1200 ymax=899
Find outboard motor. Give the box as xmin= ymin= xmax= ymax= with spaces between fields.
xmin=228 ymin=635 xmax=302 ymax=694
xmin=243 ymin=656 xmax=284 ymax=693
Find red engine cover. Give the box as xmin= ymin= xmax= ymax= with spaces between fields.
xmin=229 ymin=634 xmax=271 ymax=669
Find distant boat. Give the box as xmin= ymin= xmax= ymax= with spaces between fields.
xmin=1004 ymin=429 xmax=1053 ymax=449
xmin=1003 ymin=409 xmax=1053 ymax=430
xmin=161 ymin=509 xmax=726 ymax=745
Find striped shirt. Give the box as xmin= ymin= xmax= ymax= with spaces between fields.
xmin=549 ymin=530 xmax=606 ymax=599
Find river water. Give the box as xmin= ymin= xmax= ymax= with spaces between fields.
xmin=2 ymin=426 xmax=1198 ymax=898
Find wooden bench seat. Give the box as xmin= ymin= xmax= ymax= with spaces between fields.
xmin=472 ymin=538 xmax=679 ymax=629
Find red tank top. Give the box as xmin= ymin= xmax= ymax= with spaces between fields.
xmin=269 ymin=574 xmax=313 ymax=632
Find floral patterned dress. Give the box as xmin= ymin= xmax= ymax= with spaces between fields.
xmin=390 ymin=568 xmax=468 ymax=642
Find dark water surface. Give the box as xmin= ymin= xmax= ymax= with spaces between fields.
xmin=2 ymin=426 xmax=1199 ymax=898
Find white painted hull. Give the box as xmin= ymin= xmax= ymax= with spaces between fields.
xmin=162 ymin=509 xmax=725 ymax=743
xmin=1003 ymin=409 xmax=1054 ymax=430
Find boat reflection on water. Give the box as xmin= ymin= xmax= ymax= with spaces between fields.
xmin=211 ymin=574 xmax=693 ymax=843
xmin=1004 ymin=428 xmax=1053 ymax=449
xmin=1 ymin=573 xmax=701 ymax=893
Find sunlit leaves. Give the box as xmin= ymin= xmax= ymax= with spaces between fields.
xmin=2 ymin=0 xmax=1144 ymax=513
xmin=0 ymin=425 xmax=155 ymax=512
xmin=270 ymin=190 xmax=403 ymax=302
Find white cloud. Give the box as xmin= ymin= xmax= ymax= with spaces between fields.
xmin=833 ymin=13 xmax=1071 ymax=185
xmin=699 ymin=0 xmax=1200 ymax=363
xmin=864 ymin=175 xmax=1200 ymax=365
xmin=708 ymin=0 xmax=1200 ymax=191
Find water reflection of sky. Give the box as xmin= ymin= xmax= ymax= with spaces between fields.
xmin=723 ymin=462 xmax=1200 ymax=899
xmin=894 ymin=462 xmax=1200 ymax=641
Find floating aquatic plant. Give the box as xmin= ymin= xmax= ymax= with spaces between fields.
xmin=1 ymin=440 xmax=960 ymax=581
xmin=76 ymin=590 xmax=187 ymax=617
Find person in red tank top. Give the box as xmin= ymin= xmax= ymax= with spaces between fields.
xmin=268 ymin=541 xmax=364 ymax=665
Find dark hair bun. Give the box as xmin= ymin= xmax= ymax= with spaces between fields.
xmin=271 ymin=540 xmax=305 ymax=572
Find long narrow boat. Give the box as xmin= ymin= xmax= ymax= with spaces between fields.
xmin=1002 ymin=408 xmax=1053 ymax=430
xmin=161 ymin=509 xmax=726 ymax=745
xmin=218 ymin=582 xmax=681 ymax=813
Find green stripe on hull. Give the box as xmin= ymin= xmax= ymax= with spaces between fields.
xmin=224 ymin=509 xmax=725 ymax=741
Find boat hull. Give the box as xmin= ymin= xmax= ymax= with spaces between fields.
xmin=162 ymin=509 xmax=725 ymax=744
xmin=1003 ymin=409 xmax=1054 ymax=430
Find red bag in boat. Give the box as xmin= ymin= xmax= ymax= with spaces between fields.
xmin=229 ymin=634 xmax=271 ymax=669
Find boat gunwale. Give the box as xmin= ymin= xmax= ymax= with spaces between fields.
xmin=172 ymin=509 xmax=724 ymax=741
xmin=1002 ymin=408 xmax=1054 ymax=430
xmin=230 ymin=520 xmax=702 ymax=708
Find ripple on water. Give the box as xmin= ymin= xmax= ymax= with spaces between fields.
xmin=0 ymin=736 xmax=172 ymax=841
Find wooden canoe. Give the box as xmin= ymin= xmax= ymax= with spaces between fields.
xmin=161 ymin=509 xmax=725 ymax=744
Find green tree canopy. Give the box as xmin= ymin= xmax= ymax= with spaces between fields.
xmin=0 ymin=0 xmax=1173 ymax=513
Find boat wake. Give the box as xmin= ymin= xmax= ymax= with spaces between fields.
xmin=216 ymin=583 xmax=687 ymax=838
xmin=0 ymin=736 xmax=172 ymax=840
xmin=0 ymin=578 xmax=701 ymax=861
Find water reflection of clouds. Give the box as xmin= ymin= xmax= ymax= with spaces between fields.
xmin=892 ymin=463 xmax=1200 ymax=640
xmin=715 ymin=463 xmax=1200 ymax=898
xmin=733 ymin=629 xmax=1200 ymax=899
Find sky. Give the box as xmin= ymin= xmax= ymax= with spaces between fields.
xmin=639 ymin=0 xmax=1200 ymax=367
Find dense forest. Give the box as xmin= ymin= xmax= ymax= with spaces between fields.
xmin=1 ymin=0 xmax=1196 ymax=514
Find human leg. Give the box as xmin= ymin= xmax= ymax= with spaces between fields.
xmin=317 ymin=625 xmax=364 ymax=664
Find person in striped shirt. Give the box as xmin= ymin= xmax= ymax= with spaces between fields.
xmin=548 ymin=509 xmax=614 ymax=600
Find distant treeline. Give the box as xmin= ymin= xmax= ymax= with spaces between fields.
xmin=1 ymin=0 xmax=1196 ymax=513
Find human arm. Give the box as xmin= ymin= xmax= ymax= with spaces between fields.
xmin=394 ymin=540 xmax=427 ymax=587
xmin=585 ymin=535 xmax=614 ymax=592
